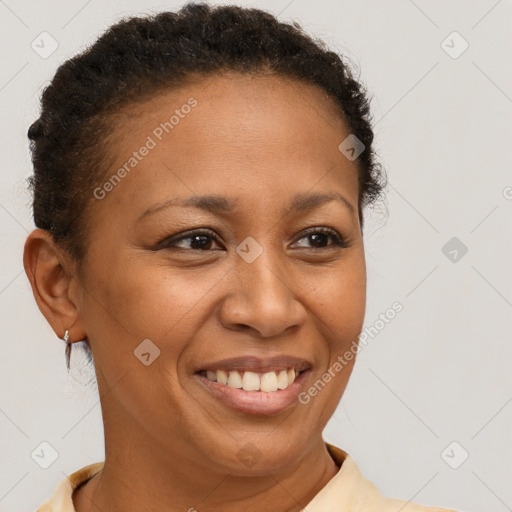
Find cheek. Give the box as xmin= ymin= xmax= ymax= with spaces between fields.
xmin=82 ymin=256 xmax=228 ymax=362
xmin=307 ymin=250 xmax=366 ymax=343
xmin=79 ymin=260 xmax=206 ymax=425
xmin=301 ymin=250 xmax=365 ymax=408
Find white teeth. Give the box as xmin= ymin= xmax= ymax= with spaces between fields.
xmin=227 ymin=370 xmax=242 ymax=388
xmin=260 ymin=372 xmax=278 ymax=392
xmin=277 ymin=370 xmax=288 ymax=389
xmin=203 ymin=367 xmax=300 ymax=392
xmin=216 ymin=370 xmax=228 ymax=385
xmin=242 ymin=371 xmax=260 ymax=391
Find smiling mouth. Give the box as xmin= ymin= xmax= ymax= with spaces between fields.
xmin=194 ymin=356 xmax=311 ymax=415
xmin=197 ymin=368 xmax=305 ymax=392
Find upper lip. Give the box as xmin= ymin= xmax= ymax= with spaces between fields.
xmin=195 ymin=356 xmax=312 ymax=374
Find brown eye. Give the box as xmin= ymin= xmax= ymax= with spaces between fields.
xmin=293 ymin=227 xmax=346 ymax=249
xmin=161 ymin=230 xmax=224 ymax=251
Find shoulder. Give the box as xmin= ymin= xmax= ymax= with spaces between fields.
xmin=36 ymin=462 xmax=104 ymax=512
xmin=305 ymin=443 xmax=458 ymax=512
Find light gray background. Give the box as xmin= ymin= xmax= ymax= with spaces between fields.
xmin=1 ymin=1 xmax=511 ymax=511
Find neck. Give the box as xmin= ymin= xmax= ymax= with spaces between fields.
xmin=73 ymin=425 xmax=339 ymax=512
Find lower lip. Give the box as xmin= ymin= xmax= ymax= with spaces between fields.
xmin=195 ymin=371 xmax=310 ymax=416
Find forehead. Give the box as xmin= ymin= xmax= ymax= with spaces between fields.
xmin=92 ymin=72 xmax=359 ymax=220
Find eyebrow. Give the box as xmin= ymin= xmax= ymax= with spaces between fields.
xmin=138 ymin=191 xmax=355 ymax=221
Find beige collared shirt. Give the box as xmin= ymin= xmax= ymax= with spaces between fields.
xmin=37 ymin=443 xmax=457 ymax=511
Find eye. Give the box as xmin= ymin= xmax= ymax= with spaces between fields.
xmin=293 ymin=227 xmax=347 ymax=249
xmin=157 ymin=226 xmax=346 ymax=252
xmin=160 ymin=230 xmax=224 ymax=251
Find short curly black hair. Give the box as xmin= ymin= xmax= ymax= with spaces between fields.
xmin=27 ymin=1 xmax=385 ymax=263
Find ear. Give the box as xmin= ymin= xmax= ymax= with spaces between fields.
xmin=23 ymin=229 xmax=87 ymax=342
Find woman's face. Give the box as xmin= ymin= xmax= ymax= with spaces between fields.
xmin=74 ymin=72 xmax=366 ymax=473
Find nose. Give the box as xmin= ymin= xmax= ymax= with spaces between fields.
xmin=218 ymin=249 xmax=307 ymax=338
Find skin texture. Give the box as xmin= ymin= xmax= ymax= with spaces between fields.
xmin=24 ymin=73 xmax=366 ymax=512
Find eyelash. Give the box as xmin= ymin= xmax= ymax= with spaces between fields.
xmin=159 ymin=227 xmax=347 ymax=251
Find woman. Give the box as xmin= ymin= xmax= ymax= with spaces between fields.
xmin=24 ymin=3 xmax=456 ymax=511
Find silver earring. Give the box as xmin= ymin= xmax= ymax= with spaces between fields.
xmin=63 ymin=330 xmax=72 ymax=372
